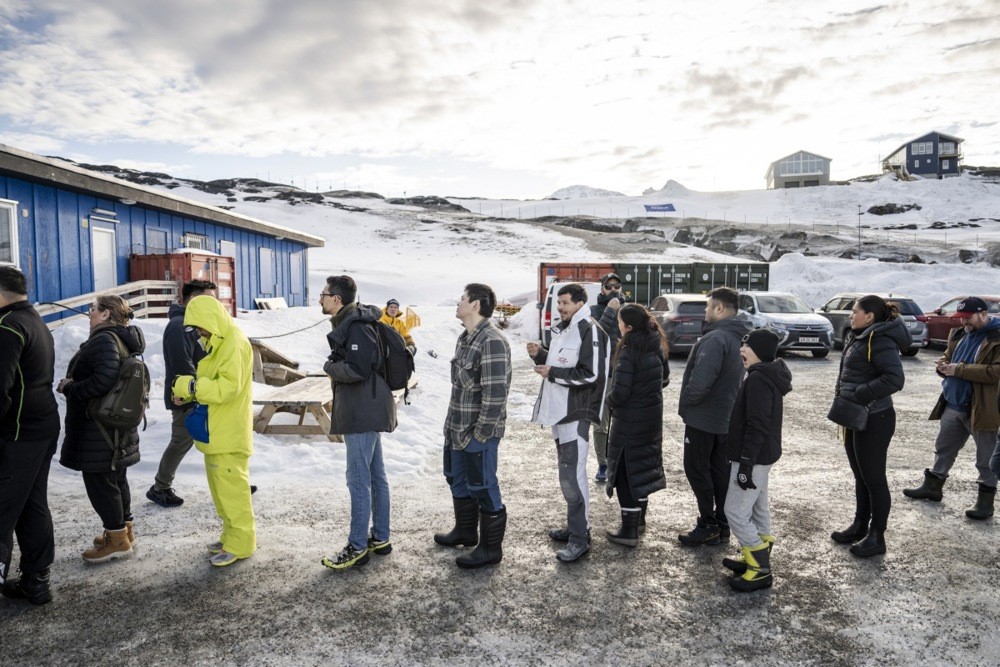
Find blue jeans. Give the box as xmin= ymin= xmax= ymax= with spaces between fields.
xmin=443 ymin=437 xmax=503 ymax=512
xmin=344 ymin=432 xmax=390 ymax=551
xmin=990 ymin=431 xmax=1000 ymax=483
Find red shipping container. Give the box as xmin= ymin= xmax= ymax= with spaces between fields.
xmin=130 ymin=253 xmax=237 ymax=316
xmin=537 ymin=262 xmax=615 ymax=303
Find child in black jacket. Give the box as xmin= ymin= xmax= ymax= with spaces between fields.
xmin=722 ymin=329 xmax=793 ymax=592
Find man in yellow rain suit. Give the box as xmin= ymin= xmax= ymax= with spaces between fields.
xmin=379 ymin=298 xmax=417 ymax=356
xmin=171 ymin=295 xmax=255 ymax=567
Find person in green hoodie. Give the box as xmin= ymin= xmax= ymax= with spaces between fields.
xmin=171 ymin=295 xmax=255 ymax=567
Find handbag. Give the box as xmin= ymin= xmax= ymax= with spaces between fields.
xmin=184 ymin=404 xmax=210 ymax=443
xmin=827 ymin=396 xmax=869 ymax=431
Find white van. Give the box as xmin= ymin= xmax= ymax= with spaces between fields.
xmin=537 ymin=281 xmax=602 ymax=347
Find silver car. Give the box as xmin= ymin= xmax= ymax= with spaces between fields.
xmin=815 ymin=292 xmax=927 ymax=356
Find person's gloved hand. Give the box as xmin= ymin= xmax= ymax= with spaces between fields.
xmin=172 ymin=375 xmax=196 ymax=402
xmin=737 ymin=463 xmax=757 ymax=490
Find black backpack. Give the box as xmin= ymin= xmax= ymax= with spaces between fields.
xmin=87 ymin=330 xmax=151 ymax=467
xmin=370 ymin=321 xmax=415 ymax=403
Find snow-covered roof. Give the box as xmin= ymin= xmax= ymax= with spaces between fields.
xmin=0 ymin=143 xmax=324 ymax=248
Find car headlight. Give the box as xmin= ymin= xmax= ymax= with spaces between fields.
xmin=765 ymin=322 xmax=788 ymax=335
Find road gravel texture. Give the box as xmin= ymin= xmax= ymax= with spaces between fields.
xmin=2 ymin=349 xmax=998 ymax=666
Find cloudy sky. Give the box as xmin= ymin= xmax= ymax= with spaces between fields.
xmin=1 ymin=0 xmax=997 ymax=198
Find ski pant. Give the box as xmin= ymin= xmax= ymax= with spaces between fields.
xmin=443 ymin=437 xmax=503 ymax=513
xmin=83 ymin=467 xmax=132 ymax=531
xmin=0 ymin=437 xmax=57 ymax=582
xmin=930 ymin=407 xmax=998 ymax=488
xmin=153 ymin=406 xmax=195 ymax=491
xmin=553 ymin=420 xmax=590 ymax=546
xmin=724 ymin=462 xmax=772 ymax=547
xmin=682 ymin=425 xmax=729 ymax=526
xmin=844 ymin=408 xmax=895 ymax=532
xmin=205 ymin=452 xmax=256 ymax=558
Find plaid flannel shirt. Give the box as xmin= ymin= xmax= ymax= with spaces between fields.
xmin=444 ymin=318 xmax=512 ymax=450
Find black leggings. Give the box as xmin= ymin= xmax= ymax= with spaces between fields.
xmin=844 ymin=408 xmax=896 ymax=532
xmin=82 ymin=468 xmax=133 ymax=531
xmin=614 ymin=452 xmax=638 ymax=509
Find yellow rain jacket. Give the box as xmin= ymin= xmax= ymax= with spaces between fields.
xmin=183 ymin=296 xmax=254 ymax=456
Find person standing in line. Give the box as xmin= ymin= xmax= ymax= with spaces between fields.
xmin=676 ymin=286 xmax=751 ymax=546
xmin=318 ymin=276 xmax=397 ymax=571
xmin=902 ymin=297 xmax=1000 ymax=520
xmin=146 ymin=279 xmax=216 ymax=508
xmin=434 ymin=283 xmax=512 ymax=569
xmin=829 ymin=295 xmax=910 ymax=558
xmin=58 ymin=295 xmax=144 ymax=563
xmin=604 ymin=304 xmax=668 ymax=548
xmin=590 ymin=272 xmax=626 ymax=483
xmin=171 ymin=295 xmax=256 ymax=567
xmin=379 ymin=298 xmax=417 ymax=356
xmin=528 ymin=283 xmax=610 ymax=563
xmin=722 ymin=329 xmax=792 ymax=593
xmin=0 ymin=267 xmax=61 ymax=605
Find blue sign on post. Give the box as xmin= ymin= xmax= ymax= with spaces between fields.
xmin=643 ymin=204 xmax=676 ymax=212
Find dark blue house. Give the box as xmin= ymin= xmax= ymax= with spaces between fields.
xmin=0 ymin=144 xmax=323 ymax=310
xmin=882 ymin=131 xmax=963 ymax=179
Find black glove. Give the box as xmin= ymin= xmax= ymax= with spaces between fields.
xmin=737 ymin=463 xmax=757 ymax=491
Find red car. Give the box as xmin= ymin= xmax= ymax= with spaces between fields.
xmin=924 ymin=295 xmax=1000 ymax=346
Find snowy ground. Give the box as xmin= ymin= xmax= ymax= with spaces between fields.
xmin=3 ymin=171 xmax=1000 ymax=664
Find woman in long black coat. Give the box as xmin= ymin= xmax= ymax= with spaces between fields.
xmin=58 ymin=295 xmax=144 ymax=563
xmin=605 ymin=304 xmax=669 ymax=547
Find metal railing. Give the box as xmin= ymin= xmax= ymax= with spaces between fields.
xmin=35 ymin=280 xmax=179 ymax=330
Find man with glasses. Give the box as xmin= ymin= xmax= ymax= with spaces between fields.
xmin=435 ymin=283 xmax=512 ymax=568
xmin=677 ymin=286 xmax=751 ymax=547
xmin=590 ymin=272 xmax=627 ymax=482
xmin=319 ymin=276 xmax=397 ymax=571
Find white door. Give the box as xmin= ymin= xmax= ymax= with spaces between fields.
xmin=289 ymin=252 xmax=303 ymax=306
xmin=92 ymin=227 xmax=117 ymax=292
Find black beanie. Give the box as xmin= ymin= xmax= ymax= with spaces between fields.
xmin=743 ymin=329 xmax=779 ymax=363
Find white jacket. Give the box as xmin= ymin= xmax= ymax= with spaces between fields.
xmin=530 ymin=306 xmax=610 ymax=426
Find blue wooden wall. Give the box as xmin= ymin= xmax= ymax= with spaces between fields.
xmin=0 ymin=174 xmax=311 ymax=309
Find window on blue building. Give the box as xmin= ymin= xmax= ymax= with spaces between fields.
xmin=0 ymin=199 xmax=19 ymax=266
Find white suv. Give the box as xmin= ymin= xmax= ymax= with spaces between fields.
xmin=537 ymin=281 xmax=602 ymax=347
xmin=739 ymin=291 xmax=835 ymax=358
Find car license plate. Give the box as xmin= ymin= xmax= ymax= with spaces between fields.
xmin=800 ymin=336 xmax=819 ymax=343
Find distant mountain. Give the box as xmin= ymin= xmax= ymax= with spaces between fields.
xmin=642 ymin=180 xmax=692 ymax=196
xmin=547 ymin=185 xmax=626 ymax=199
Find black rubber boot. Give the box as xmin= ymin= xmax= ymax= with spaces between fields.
xmin=849 ymin=529 xmax=886 ymax=557
xmin=456 ymin=508 xmax=506 ymax=569
xmin=1 ymin=569 xmax=52 ymax=605
xmin=637 ymin=499 xmax=648 ymax=534
xmin=606 ymin=508 xmax=641 ymax=547
xmin=723 ymin=535 xmax=774 ymax=574
xmin=831 ymin=516 xmax=870 ymax=544
xmin=902 ymin=469 xmax=945 ymax=502
xmin=965 ymin=484 xmax=996 ymax=520
xmin=434 ymin=497 xmax=480 ymax=547
xmin=730 ymin=543 xmax=773 ymax=592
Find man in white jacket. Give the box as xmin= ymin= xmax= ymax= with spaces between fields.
xmin=528 ymin=283 xmax=610 ymax=562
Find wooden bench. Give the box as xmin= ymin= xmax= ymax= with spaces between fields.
xmin=252 ymin=374 xmax=419 ymax=444
xmin=249 ymin=338 xmax=305 ymax=386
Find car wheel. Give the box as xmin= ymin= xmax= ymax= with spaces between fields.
xmin=811 ymin=349 xmax=830 ymax=358
xmin=902 ymin=348 xmax=919 ymax=357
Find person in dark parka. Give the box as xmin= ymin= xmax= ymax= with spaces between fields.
xmin=830 ymin=295 xmax=910 ymax=558
xmin=58 ymin=295 xmax=144 ymax=564
xmin=605 ymin=304 xmax=669 ymax=547
xmin=0 ymin=266 xmax=61 ymax=605
xmin=590 ymin=272 xmax=627 ymax=482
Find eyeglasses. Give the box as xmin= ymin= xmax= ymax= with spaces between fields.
xmin=319 ymin=292 xmax=332 ymax=298
xmin=604 ymin=283 xmax=622 ymax=289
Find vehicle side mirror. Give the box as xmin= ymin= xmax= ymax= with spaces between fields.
xmin=934 ymin=308 xmax=943 ymax=315
xmin=536 ymin=303 xmax=543 ymax=310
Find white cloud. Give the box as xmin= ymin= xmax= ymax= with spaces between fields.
xmin=0 ymin=0 xmax=997 ymax=196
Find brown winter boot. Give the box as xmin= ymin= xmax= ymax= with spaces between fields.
xmin=83 ymin=528 xmax=133 ymax=563
xmin=93 ymin=520 xmax=136 ymax=548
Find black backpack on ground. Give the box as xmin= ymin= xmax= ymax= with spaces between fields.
xmin=87 ymin=331 xmax=151 ymax=466
xmin=370 ymin=321 xmax=415 ymax=404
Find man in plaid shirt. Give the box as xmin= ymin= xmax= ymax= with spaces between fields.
xmin=435 ymin=283 xmax=512 ymax=569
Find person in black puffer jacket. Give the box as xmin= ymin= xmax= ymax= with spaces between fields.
xmin=830 ymin=295 xmax=910 ymax=559
xmin=58 ymin=295 xmax=144 ymax=564
xmin=605 ymin=304 xmax=670 ymax=547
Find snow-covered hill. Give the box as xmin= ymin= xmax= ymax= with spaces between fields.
xmin=546 ymin=184 xmax=626 ymax=199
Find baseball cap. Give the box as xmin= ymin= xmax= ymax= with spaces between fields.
xmin=954 ymin=297 xmax=988 ymax=317
xmin=601 ymin=272 xmax=622 ymax=288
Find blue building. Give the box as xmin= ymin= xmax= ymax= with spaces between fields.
xmin=0 ymin=144 xmax=323 ymax=309
xmin=882 ymin=131 xmax=963 ymax=179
